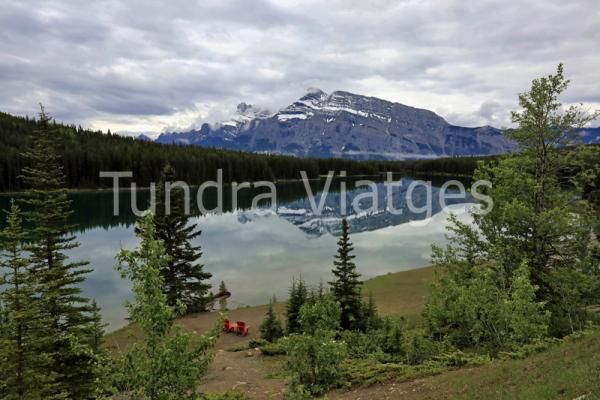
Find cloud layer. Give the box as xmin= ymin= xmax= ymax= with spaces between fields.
xmin=1 ymin=0 xmax=598 ymax=133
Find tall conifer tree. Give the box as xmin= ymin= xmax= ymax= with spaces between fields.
xmin=0 ymin=201 xmax=58 ymax=399
xmin=153 ymin=165 xmax=212 ymax=312
xmin=329 ymin=218 xmax=363 ymax=330
xmin=218 ymin=281 xmax=228 ymax=311
xmin=286 ymin=277 xmax=308 ymax=334
xmin=19 ymin=107 xmax=99 ymax=398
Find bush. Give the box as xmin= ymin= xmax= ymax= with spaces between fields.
xmin=339 ymin=358 xmax=447 ymax=388
xmin=259 ymin=340 xmax=287 ymax=356
xmin=201 ymin=390 xmax=249 ymax=400
xmin=339 ymin=330 xmax=382 ymax=359
xmin=285 ymin=385 xmax=314 ymax=400
xmin=375 ymin=316 xmax=405 ymax=359
xmin=248 ymin=338 xmax=268 ymax=348
xmin=431 ymin=350 xmax=490 ymax=367
xmin=285 ymin=295 xmax=347 ymax=395
xmin=260 ymin=300 xmax=284 ymax=343
xmin=424 ymin=260 xmax=550 ymax=351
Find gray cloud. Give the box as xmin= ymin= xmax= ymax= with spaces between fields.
xmin=0 ymin=0 xmax=598 ymax=133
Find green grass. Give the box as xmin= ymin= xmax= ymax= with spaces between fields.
xmin=363 ymin=265 xmax=434 ymax=317
xmin=416 ymin=331 xmax=600 ymax=399
xmin=105 ymin=266 xmax=435 ymax=353
xmin=105 ymin=266 xmax=600 ymax=399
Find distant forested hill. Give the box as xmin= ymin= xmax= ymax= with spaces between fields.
xmin=0 ymin=111 xmax=403 ymax=191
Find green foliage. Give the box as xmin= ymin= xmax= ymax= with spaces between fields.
xmin=329 ymin=218 xmax=363 ymax=331
xmin=259 ymin=340 xmax=287 ymax=356
xmin=259 ymin=298 xmax=284 ymax=343
xmin=152 ymin=165 xmax=212 ymax=312
xmin=361 ymin=291 xmax=381 ymax=331
xmin=200 ymin=390 xmax=249 ymax=400
xmin=286 ymin=277 xmax=308 ymax=334
xmin=0 ymin=110 xmax=404 ymax=192
xmin=339 ymin=359 xmax=444 ymax=388
xmin=425 ymin=260 xmax=549 ymax=351
xmin=339 ymin=349 xmax=490 ymax=388
xmin=115 ymin=213 xmax=219 ymax=400
xmin=0 ymin=201 xmax=58 ymax=399
xmin=18 ymin=107 xmax=101 ymax=399
xmin=424 ymin=64 xmax=600 ymax=352
xmin=218 ymin=281 xmax=228 ymax=311
xmin=376 ymin=316 xmax=406 ymax=359
xmin=285 ymin=295 xmax=347 ymax=395
xmin=285 ymin=385 xmax=314 ymax=400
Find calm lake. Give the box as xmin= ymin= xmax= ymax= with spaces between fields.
xmin=1 ymin=176 xmax=475 ymax=331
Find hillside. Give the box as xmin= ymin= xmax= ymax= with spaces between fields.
xmin=156 ymin=89 xmax=517 ymax=159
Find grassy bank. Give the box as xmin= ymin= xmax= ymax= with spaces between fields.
xmin=104 ymin=266 xmax=600 ymax=399
xmin=104 ymin=266 xmax=434 ymax=354
xmin=330 ymin=330 xmax=600 ymax=399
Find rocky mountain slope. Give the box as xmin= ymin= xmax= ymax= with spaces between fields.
xmin=154 ymin=89 xmax=598 ymax=160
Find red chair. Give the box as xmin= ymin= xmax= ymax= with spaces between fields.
xmin=235 ymin=321 xmax=250 ymax=336
xmin=223 ymin=319 xmax=234 ymax=332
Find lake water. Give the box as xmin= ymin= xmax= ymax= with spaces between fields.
xmin=0 ymin=176 xmax=475 ymax=331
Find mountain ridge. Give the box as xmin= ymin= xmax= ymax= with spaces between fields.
xmin=153 ymin=89 xmax=599 ymax=160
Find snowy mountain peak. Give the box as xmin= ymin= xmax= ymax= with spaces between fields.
xmin=218 ymin=103 xmax=272 ymax=128
xmin=156 ymin=89 xmax=523 ymax=159
xmin=300 ymin=87 xmax=327 ymax=101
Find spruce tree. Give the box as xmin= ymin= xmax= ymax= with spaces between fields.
xmin=19 ymin=107 xmax=99 ymax=398
xmin=153 ymin=165 xmax=212 ymax=312
xmin=0 ymin=201 xmax=57 ymax=399
xmin=218 ymin=281 xmax=228 ymax=311
xmin=362 ymin=292 xmax=381 ymax=331
xmin=260 ymin=297 xmax=284 ymax=342
xmin=329 ymin=218 xmax=363 ymax=330
xmin=286 ymin=277 xmax=308 ymax=334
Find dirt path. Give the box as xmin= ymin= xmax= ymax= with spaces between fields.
xmin=182 ymin=305 xmax=289 ymax=399
xmin=203 ymin=348 xmax=287 ymax=399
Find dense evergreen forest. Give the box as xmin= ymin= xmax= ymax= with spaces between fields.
xmin=1 ymin=111 xmax=596 ymax=197
xmin=0 ymin=111 xmax=406 ymax=191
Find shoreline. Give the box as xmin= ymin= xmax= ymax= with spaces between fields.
xmin=0 ymin=174 xmax=396 ymax=196
xmin=104 ymin=264 xmax=433 ymax=335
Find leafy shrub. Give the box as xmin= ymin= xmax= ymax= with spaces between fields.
xmin=424 ymin=260 xmax=550 ymax=351
xmin=339 ymin=330 xmax=382 ymax=359
xmin=201 ymin=390 xmax=249 ymax=399
xmin=285 ymin=295 xmax=347 ymax=395
xmin=248 ymin=338 xmax=268 ymax=348
xmin=375 ymin=316 xmax=406 ymax=359
xmin=339 ymin=358 xmax=447 ymax=388
xmin=431 ymin=350 xmax=490 ymax=367
xmin=285 ymin=385 xmax=314 ymax=400
xmin=259 ymin=340 xmax=287 ymax=356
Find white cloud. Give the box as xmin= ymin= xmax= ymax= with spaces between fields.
xmin=0 ymin=0 xmax=598 ymax=134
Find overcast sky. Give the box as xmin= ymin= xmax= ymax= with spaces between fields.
xmin=1 ymin=0 xmax=599 ymax=135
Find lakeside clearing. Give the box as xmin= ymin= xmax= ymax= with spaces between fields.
xmin=105 ymin=266 xmax=600 ymax=399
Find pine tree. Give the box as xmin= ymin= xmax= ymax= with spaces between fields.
xmin=260 ymin=297 xmax=284 ymax=342
xmin=362 ymin=292 xmax=381 ymax=331
xmin=218 ymin=281 xmax=228 ymax=311
xmin=153 ymin=165 xmax=212 ymax=312
xmin=0 ymin=201 xmax=57 ymax=399
xmin=329 ymin=218 xmax=363 ymax=330
xmin=19 ymin=106 xmax=99 ymax=398
xmin=286 ymin=277 xmax=308 ymax=334
xmin=116 ymin=213 xmax=219 ymax=400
